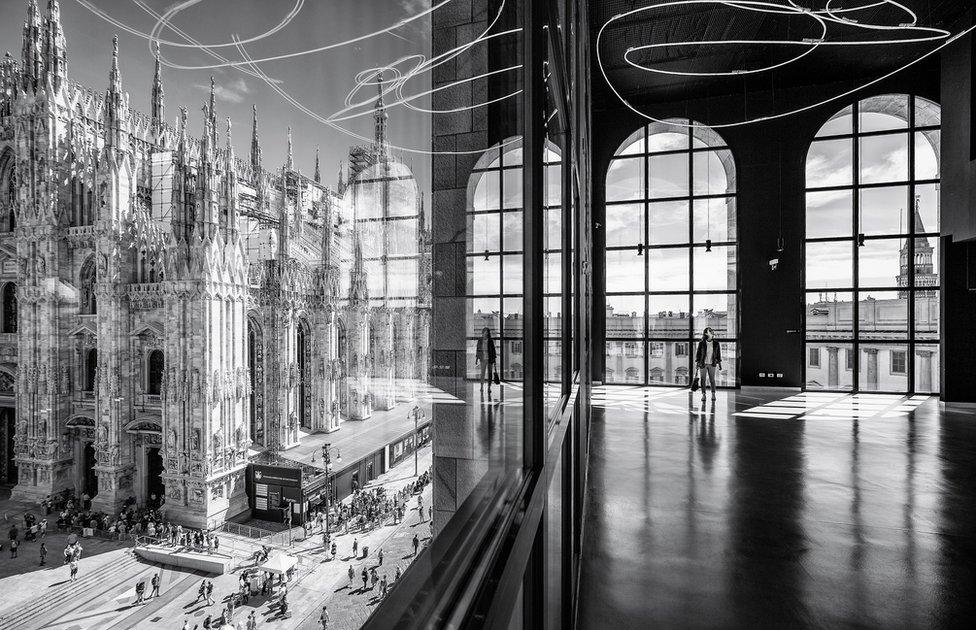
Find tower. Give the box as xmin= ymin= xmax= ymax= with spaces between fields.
xmin=250 ymin=104 xmax=262 ymax=173
xmin=151 ymin=42 xmax=164 ymax=134
xmin=346 ymin=232 xmax=372 ymax=420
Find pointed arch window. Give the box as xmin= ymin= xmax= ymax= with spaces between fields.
xmin=85 ymin=349 xmax=98 ymax=392
xmin=147 ymin=350 xmax=164 ymax=395
xmin=80 ymin=257 xmax=97 ymax=314
xmin=804 ymin=94 xmax=940 ymax=394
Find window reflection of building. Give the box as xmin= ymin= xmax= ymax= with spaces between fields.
xmin=804 ymin=94 xmax=940 ymax=393
xmin=605 ymin=119 xmax=738 ymax=386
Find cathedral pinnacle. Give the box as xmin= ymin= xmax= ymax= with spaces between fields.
xmin=43 ymin=0 xmax=67 ymax=90
xmin=104 ymin=34 xmax=126 ymax=148
xmin=250 ymin=104 xmax=263 ymax=172
xmin=314 ymin=145 xmax=321 ymax=183
xmin=286 ymin=125 xmax=294 ymax=171
xmin=374 ymin=72 xmax=388 ymax=149
xmin=151 ymin=41 xmax=164 ymax=132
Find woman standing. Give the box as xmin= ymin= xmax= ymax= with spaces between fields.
xmin=695 ymin=327 xmax=722 ymax=402
xmin=475 ymin=327 xmax=497 ymax=396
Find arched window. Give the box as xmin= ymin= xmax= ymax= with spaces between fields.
xmin=85 ymin=349 xmax=98 ymax=391
xmin=605 ymin=119 xmax=738 ymax=387
xmin=466 ymin=138 xmax=562 ymax=381
xmin=80 ymin=257 xmax=97 ymax=314
xmin=147 ymin=350 xmax=164 ymax=395
xmin=297 ymin=321 xmax=310 ymax=430
xmin=1 ymin=283 xmax=16 ymax=333
xmin=804 ymin=94 xmax=940 ymax=394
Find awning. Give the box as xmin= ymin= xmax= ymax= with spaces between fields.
xmin=257 ymin=553 xmax=298 ymax=575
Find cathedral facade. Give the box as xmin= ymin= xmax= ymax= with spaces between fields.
xmin=0 ymin=0 xmax=431 ymax=527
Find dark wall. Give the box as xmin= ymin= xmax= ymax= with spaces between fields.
xmin=591 ymin=62 xmax=941 ymax=389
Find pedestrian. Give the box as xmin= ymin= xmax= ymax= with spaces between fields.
xmin=348 ymin=564 xmax=355 ymax=587
xmin=378 ymin=547 xmax=383 ymax=565
xmin=226 ymin=595 xmax=236 ymax=624
xmin=247 ymin=611 xmax=257 ymax=630
xmin=475 ymin=326 xmax=497 ymax=396
xmin=197 ymin=579 xmax=207 ymax=603
xmin=69 ymin=559 xmax=79 ymax=581
xmin=150 ymin=572 xmax=160 ymax=598
xmin=428 ymin=506 xmax=432 ymax=522
xmin=330 ymin=542 xmax=337 ymax=561
xmin=202 ymin=614 xmax=212 ymax=630
xmin=135 ymin=579 xmax=146 ymax=604
xmin=412 ymin=534 xmax=419 ymax=556
xmin=9 ymin=538 xmax=17 ymax=558
xmin=395 ymin=565 xmax=402 ymax=581
xmin=352 ymin=537 xmax=358 ymax=558
xmin=319 ymin=605 xmax=330 ymax=629
xmin=182 ymin=620 xmax=190 ymax=630
xmin=205 ymin=579 xmax=214 ymax=605
xmin=694 ymin=326 xmax=722 ymax=403
xmin=39 ymin=541 xmax=47 ymax=566
xmin=361 ymin=568 xmax=368 ymax=590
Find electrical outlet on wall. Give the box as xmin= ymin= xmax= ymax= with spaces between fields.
xmin=776 ymin=373 xmax=783 ymax=378
xmin=759 ymin=372 xmax=766 ymax=378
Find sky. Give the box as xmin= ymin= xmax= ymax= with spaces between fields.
xmin=0 ymin=0 xmax=433 ymax=191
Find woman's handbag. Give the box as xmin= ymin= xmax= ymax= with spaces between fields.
xmin=691 ymin=367 xmax=701 ymax=392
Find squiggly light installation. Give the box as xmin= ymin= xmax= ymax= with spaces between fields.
xmin=597 ymin=0 xmax=971 ymax=128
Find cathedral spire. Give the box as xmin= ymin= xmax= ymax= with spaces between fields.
xmin=314 ymin=145 xmax=321 ymax=183
xmin=286 ymin=125 xmax=293 ymax=170
xmin=104 ymin=35 xmax=126 ymax=149
xmin=42 ymin=0 xmax=66 ymax=91
xmin=250 ymin=104 xmax=262 ymax=172
xmin=21 ymin=0 xmax=42 ymax=92
xmin=207 ymin=76 xmax=218 ymax=147
xmin=151 ymin=41 xmax=164 ymax=133
xmin=374 ymin=72 xmax=388 ymax=150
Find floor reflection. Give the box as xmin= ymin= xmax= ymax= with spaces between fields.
xmin=578 ymin=387 xmax=976 ymax=629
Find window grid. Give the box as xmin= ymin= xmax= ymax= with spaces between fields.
xmin=804 ymin=95 xmax=940 ymax=394
xmin=606 ymin=121 xmax=739 ymax=387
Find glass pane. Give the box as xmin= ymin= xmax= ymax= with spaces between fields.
xmin=647 ymin=342 xmax=692 ymax=386
xmin=817 ymin=105 xmax=853 ymax=137
xmin=915 ymin=96 xmax=941 ymax=127
xmin=806 ymin=241 xmax=853 ymax=289
xmin=469 ymin=255 xmax=500 ymax=295
xmin=606 ymin=341 xmax=644 ymax=384
xmin=693 ymin=293 xmax=737 ymax=338
xmin=806 ymin=139 xmax=853 ymax=188
xmin=859 ymin=185 xmax=908 ymax=236
xmin=606 ymin=157 xmax=645 ymax=202
xmin=805 ymin=291 xmax=854 ymax=340
xmin=806 ymin=190 xmax=853 ymax=239
xmin=805 ymin=342 xmax=854 ymax=390
xmin=859 ymin=95 xmax=909 ymax=132
xmin=716 ymin=341 xmax=737 ymax=387
xmin=648 ymin=153 xmax=689 ymax=199
xmin=545 ymin=164 xmax=561 ymax=207
xmin=544 ymin=297 xmax=562 ymax=337
xmin=648 ymin=130 xmax=689 ymax=153
xmin=859 ymin=344 xmax=908 ymax=392
xmin=858 ymin=238 xmax=902 ymax=288
xmin=858 ymin=290 xmax=908 ymax=340
xmin=502 ymin=297 xmax=523 ymax=337
xmin=467 ymin=298 xmax=501 ymax=336
xmin=693 ymin=197 xmax=735 ymax=243
xmin=502 ymin=211 xmax=523 ymax=252
xmin=647 ymin=248 xmax=689 ymax=291
xmin=693 ymin=245 xmax=736 ymax=291
xmin=501 ymin=339 xmax=524 ymax=381
xmin=545 ymin=207 xmax=562 ymax=251
xmin=617 ymin=128 xmax=645 ymax=155
xmin=606 ymin=294 xmax=645 ymax=338
xmin=915 ymin=130 xmax=939 ymax=180
xmin=544 ymin=252 xmax=561 ymax=295
xmin=502 ymin=168 xmax=522 ymax=208
xmin=647 ymin=294 xmax=690 ymax=339
xmin=544 ymin=340 xmax=561 ymax=383
xmin=859 ymin=133 xmax=909 ymax=184
xmin=914 ymin=344 xmax=940 ymax=394
xmin=693 ymin=149 xmax=734 ymax=195
xmin=606 ymin=204 xmax=643 ymax=247
xmin=469 ymin=213 xmax=500 ymax=253
xmin=914 ymin=183 xmax=939 ymax=233
xmin=648 ymin=200 xmax=689 ymax=245
xmin=606 ymin=249 xmax=644 ymax=292
xmin=914 ymin=289 xmax=939 ymax=340
xmin=472 ymin=170 xmax=500 ymax=210
xmin=502 ymin=254 xmax=522 ymax=293
xmin=915 ymin=236 xmax=939 ymax=288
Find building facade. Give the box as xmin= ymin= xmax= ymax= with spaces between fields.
xmin=0 ymin=0 xmax=430 ymax=527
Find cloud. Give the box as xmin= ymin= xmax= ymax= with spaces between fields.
xmin=195 ymin=77 xmax=251 ymax=104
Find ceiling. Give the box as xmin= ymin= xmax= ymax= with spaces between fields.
xmin=591 ymin=0 xmax=972 ymax=109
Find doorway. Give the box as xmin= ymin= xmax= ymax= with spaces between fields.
xmin=83 ymin=441 xmax=98 ymax=497
xmin=146 ymin=447 xmax=165 ymax=505
xmin=0 ymin=408 xmax=17 ymax=484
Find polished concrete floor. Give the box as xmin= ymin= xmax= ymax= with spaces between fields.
xmin=577 ymin=387 xmax=976 ymax=629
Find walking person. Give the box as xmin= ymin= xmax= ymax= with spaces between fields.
xmin=412 ymin=533 xmax=419 ymax=556
xmin=9 ymin=537 xmax=17 ymax=558
xmin=69 ymin=559 xmax=79 ymax=581
xmin=370 ymin=567 xmax=379 ymax=590
xmin=205 ymin=579 xmax=215 ymax=605
xmin=475 ymin=327 xmax=497 ymax=397
xmin=196 ymin=579 xmax=207 ymax=603
xmin=330 ymin=542 xmax=337 ymax=561
xmin=348 ymin=564 xmax=355 ymax=587
xmin=361 ymin=568 xmax=368 ymax=591
xmin=319 ymin=605 xmax=330 ymax=629
xmin=694 ymin=327 xmax=723 ymax=402
xmin=352 ymin=537 xmax=358 ymax=558
xmin=378 ymin=547 xmax=383 ymax=566
xmin=135 ymin=578 xmax=146 ymax=604
xmin=39 ymin=541 xmax=47 ymax=566
xmin=150 ymin=573 xmax=160 ymax=598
